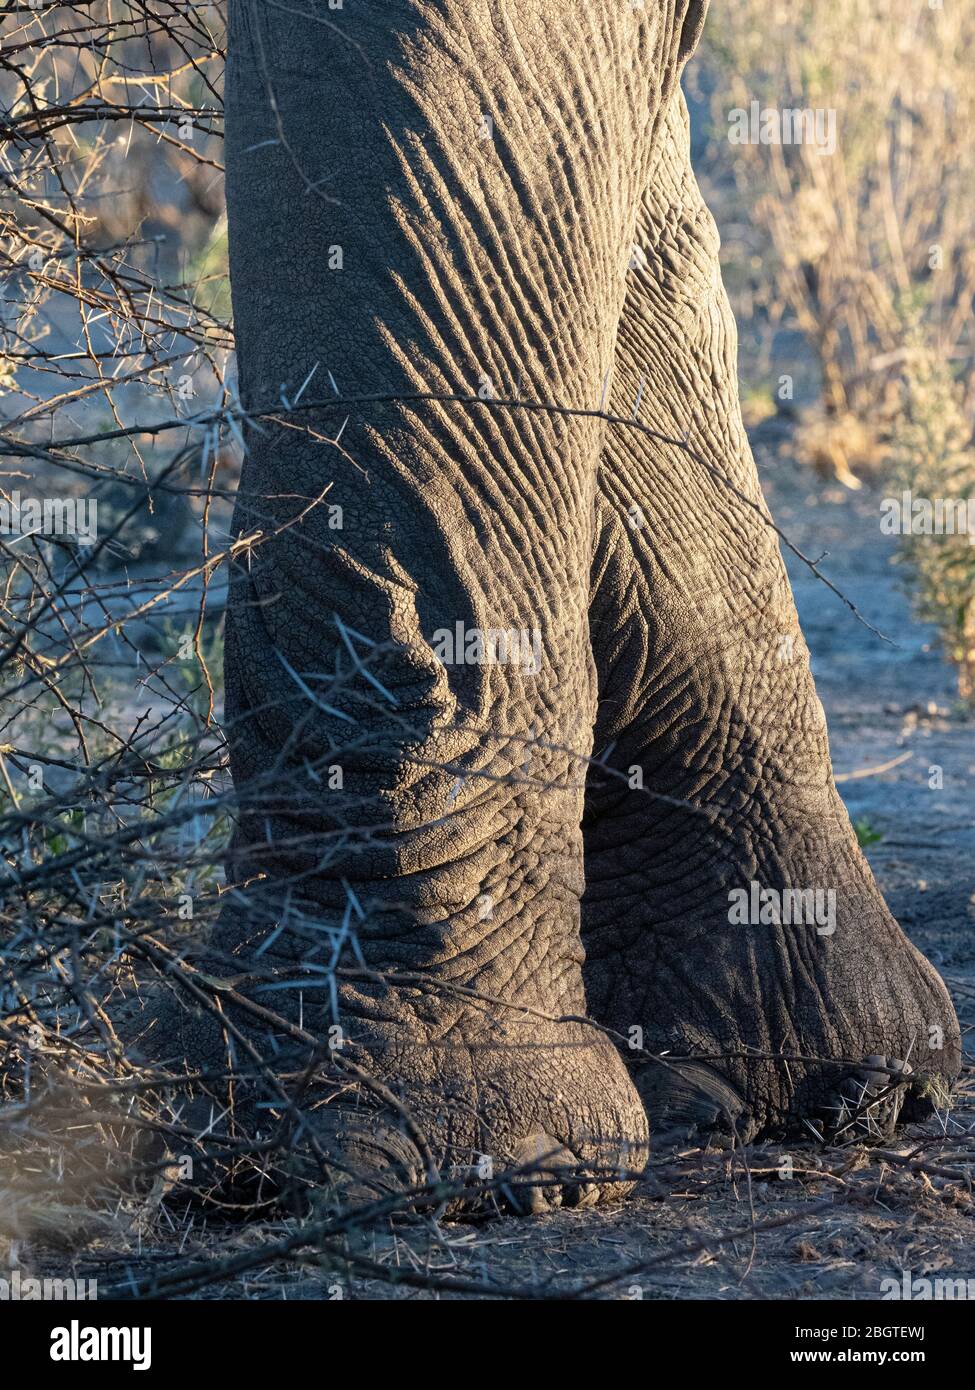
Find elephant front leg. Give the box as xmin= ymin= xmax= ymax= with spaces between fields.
xmin=135 ymin=0 xmax=741 ymax=1211
xmin=582 ymin=93 xmax=960 ymax=1146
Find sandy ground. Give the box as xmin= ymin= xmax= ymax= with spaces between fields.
xmin=17 ymin=429 xmax=975 ymax=1301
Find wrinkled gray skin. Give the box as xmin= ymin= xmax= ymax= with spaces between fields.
xmin=143 ymin=0 xmax=959 ymax=1212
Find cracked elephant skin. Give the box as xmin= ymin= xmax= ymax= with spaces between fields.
xmin=134 ymin=0 xmax=959 ymax=1210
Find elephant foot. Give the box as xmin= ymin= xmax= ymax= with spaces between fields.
xmin=291 ymin=1038 xmax=649 ymax=1217
xmin=583 ymin=853 xmax=960 ymax=1149
xmin=634 ymin=1053 xmax=932 ymax=1153
xmin=276 ymin=1106 xmax=430 ymax=1214
xmin=805 ymin=1055 xmax=913 ymax=1146
xmin=505 ymin=1132 xmax=607 ymax=1214
xmin=128 ymin=976 xmax=649 ymax=1218
xmin=635 ymin=1059 xmax=752 ymax=1150
xmin=147 ymin=1082 xmax=647 ymax=1219
xmin=249 ymin=1106 xmax=642 ymax=1219
xmin=235 ymin=1116 xmax=630 ymax=1220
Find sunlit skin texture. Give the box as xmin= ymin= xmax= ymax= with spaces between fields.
xmin=144 ymin=0 xmax=959 ymax=1210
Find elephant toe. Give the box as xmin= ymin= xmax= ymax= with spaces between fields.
xmin=636 ymin=1057 xmax=753 ymax=1149
xmin=504 ymin=1130 xmax=624 ymax=1214
xmin=805 ymin=1055 xmax=913 ymax=1146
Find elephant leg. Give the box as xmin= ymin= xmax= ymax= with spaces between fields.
xmin=581 ymin=92 xmax=960 ymax=1146
xmin=138 ymin=0 xmax=719 ymax=1211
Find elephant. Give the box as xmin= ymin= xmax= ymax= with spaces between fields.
xmin=136 ymin=0 xmax=959 ymax=1214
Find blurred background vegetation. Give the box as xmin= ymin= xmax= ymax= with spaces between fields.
xmin=692 ymin=0 xmax=975 ymax=700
